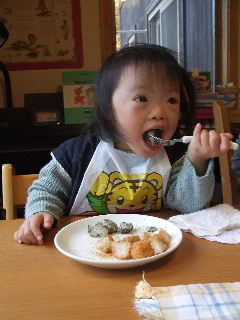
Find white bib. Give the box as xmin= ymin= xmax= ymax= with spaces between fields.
xmin=70 ymin=141 xmax=171 ymax=215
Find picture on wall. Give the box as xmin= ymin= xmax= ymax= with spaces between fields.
xmin=63 ymin=71 xmax=98 ymax=124
xmin=0 ymin=0 xmax=83 ymax=70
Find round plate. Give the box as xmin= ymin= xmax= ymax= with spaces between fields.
xmin=54 ymin=214 xmax=182 ymax=269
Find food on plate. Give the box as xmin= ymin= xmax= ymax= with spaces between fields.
xmin=95 ymin=229 xmax=171 ymax=260
xmin=102 ymin=219 xmax=118 ymax=234
xmin=157 ymin=228 xmax=171 ymax=244
xmin=131 ymin=239 xmax=155 ymax=259
xmin=95 ymin=235 xmax=113 ymax=253
xmin=111 ymin=239 xmax=132 ymax=259
xmin=149 ymin=231 xmax=170 ymax=254
xmin=119 ymin=222 xmax=133 ymax=234
xmin=146 ymin=226 xmax=158 ymax=233
xmin=88 ymin=219 xmax=133 ymax=237
xmin=88 ymin=222 xmax=108 ymax=237
xmin=124 ymin=235 xmax=141 ymax=242
xmin=88 ymin=219 xmax=171 ymax=260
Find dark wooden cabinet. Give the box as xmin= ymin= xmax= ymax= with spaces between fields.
xmin=0 ymin=123 xmax=86 ymax=219
xmin=0 ymin=123 xmax=85 ymax=186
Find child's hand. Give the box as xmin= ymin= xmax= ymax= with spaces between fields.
xmin=187 ymin=123 xmax=233 ymax=176
xmin=14 ymin=212 xmax=54 ymax=245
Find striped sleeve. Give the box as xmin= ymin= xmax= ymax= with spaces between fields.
xmin=165 ymin=155 xmax=215 ymax=213
xmin=25 ymin=158 xmax=72 ymax=220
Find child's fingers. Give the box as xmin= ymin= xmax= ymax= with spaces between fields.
xmin=15 ymin=221 xmax=43 ymax=245
xmin=193 ymin=123 xmax=202 ymax=137
xmin=219 ymin=133 xmax=233 ymax=153
xmin=208 ymin=130 xmax=221 ymax=150
xmin=14 ymin=213 xmax=54 ymax=245
xmin=14 ymin=230 xmax=25 ymax=244
xmin=29 ymin=215 xmax=45 ymax=242
xmin=43 ymin=212 xmax=54 ymax=229
xmin=199 ymin=129 xmax=212 ymax=148
xmin=190 ymin=123 xmax=203 ymax=147
xmin=193 ymin=126 xmax=233 ymax=152
xmin=194 ymin=128 xmax=216 ymax=151
xmin=221 ymin=132 xmax=233 ymax=140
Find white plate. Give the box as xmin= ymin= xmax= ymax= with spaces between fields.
xmin=54 ymin=214 xmax=182 ymax=269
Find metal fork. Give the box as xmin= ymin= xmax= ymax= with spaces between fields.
xmin=148 ymin=134 xmax=240 ymax=150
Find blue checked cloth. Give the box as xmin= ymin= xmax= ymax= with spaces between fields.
xmin=135 ymin=280 xmax=240 ymax=320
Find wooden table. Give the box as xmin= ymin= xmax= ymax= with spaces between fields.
xmin=1 ymin=211 xmax=240 ymax=320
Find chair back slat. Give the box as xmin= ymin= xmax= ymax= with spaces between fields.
xmin=2 ymin=163 xmax=38 ymax=219
xmin=213 ymin=101 xmax=240 ymax=205
xmin=13 ymin=174 xmax=39 ymax=205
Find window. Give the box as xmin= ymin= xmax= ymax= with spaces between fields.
xmin=147 ymin=0 xmax=184 ymax=64
xmin=128 ymin=33 xmax=136 ymax=46
xmin=117 ymin=0 xmax=215 ymax=86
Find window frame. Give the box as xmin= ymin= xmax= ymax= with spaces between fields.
xmin=147 ymin=0 xmax=184 ymax=65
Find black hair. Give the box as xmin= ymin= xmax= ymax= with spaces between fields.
xmin=88 ymin=43 xmax=195 ymax=142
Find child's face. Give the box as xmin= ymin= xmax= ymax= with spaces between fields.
xmin=112 ymin=65 xmax=180 ymax=158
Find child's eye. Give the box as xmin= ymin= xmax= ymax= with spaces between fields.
xmin=134 ymin=95 xmax=148 ymax=102
xmin=168 ymin=97 xmax=178 ymax=104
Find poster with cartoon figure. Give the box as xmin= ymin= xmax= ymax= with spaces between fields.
xmin=63 ymin=70 xmax=98 ymax=124
xmin=64 ymin=84 xmax=96 ymax=108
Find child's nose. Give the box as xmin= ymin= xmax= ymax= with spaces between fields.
xmin=150 ymin=103 xmax=166 ymax=120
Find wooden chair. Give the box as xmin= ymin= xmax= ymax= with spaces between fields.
xmin=213 ymin=100 xmax=240 ymax=205
xmin=2 ymin=164 xmax=39 ymax=219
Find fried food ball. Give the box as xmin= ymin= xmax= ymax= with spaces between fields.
xmin=149 ymin=230 xmax=170 ymax=254
xmin=131 ymin=239 xmax=155 ymax=259
xmin=95 ymin=229 xmax=171 ymax=260
xmin=158 ymin=229 xmax=171 ymax=245
xmin=141 ymin=232 xmax=151 ymax=240
xmin=124 ymin=235 xmax=140 ymax=243
xmin=96 ymin=236 xmax=113 ymax=253
xmin=111 ymin=239 xmax=132 ymax=259
xmin=150 ymin=236 xmax=168 ymax=254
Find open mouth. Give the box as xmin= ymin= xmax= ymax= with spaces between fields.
xmin=143 ymin=129 xmax=163 ymax=147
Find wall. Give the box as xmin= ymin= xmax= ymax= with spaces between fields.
xmin=0 ymin=0 xmax=102 ymax=109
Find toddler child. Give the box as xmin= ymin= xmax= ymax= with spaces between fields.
xmin=14 ymin=44 xmax=233 ymax=245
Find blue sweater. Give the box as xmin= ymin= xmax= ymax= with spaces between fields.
xmin=25 ymin=134 xmax=215 ymax=219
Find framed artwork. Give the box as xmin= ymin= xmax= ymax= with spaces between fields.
xmin=63 ymin=71 xmax=98 ymax=124
xmin=0 ymin=0 xmax=83 ymax=70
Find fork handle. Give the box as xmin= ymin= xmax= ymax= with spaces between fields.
xmin=230 ymin=142 xmax=240 ymax=150
xmin=182 ymin=136 xmax=239 ymax=150
xmin=182 ymin=136 xmax=193 ymax=144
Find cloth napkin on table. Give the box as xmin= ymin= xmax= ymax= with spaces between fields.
xmin=168 ymin=204 xmax=240 ymax=244
xmin=134 ymin=277 xmax=240 ymax=320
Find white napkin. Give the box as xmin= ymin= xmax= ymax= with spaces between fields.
xmin=169 ymin=204 xmax=240 ymax=244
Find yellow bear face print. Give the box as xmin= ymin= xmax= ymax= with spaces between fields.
xmin=88 ymin=171 xmax=163 ymax=214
